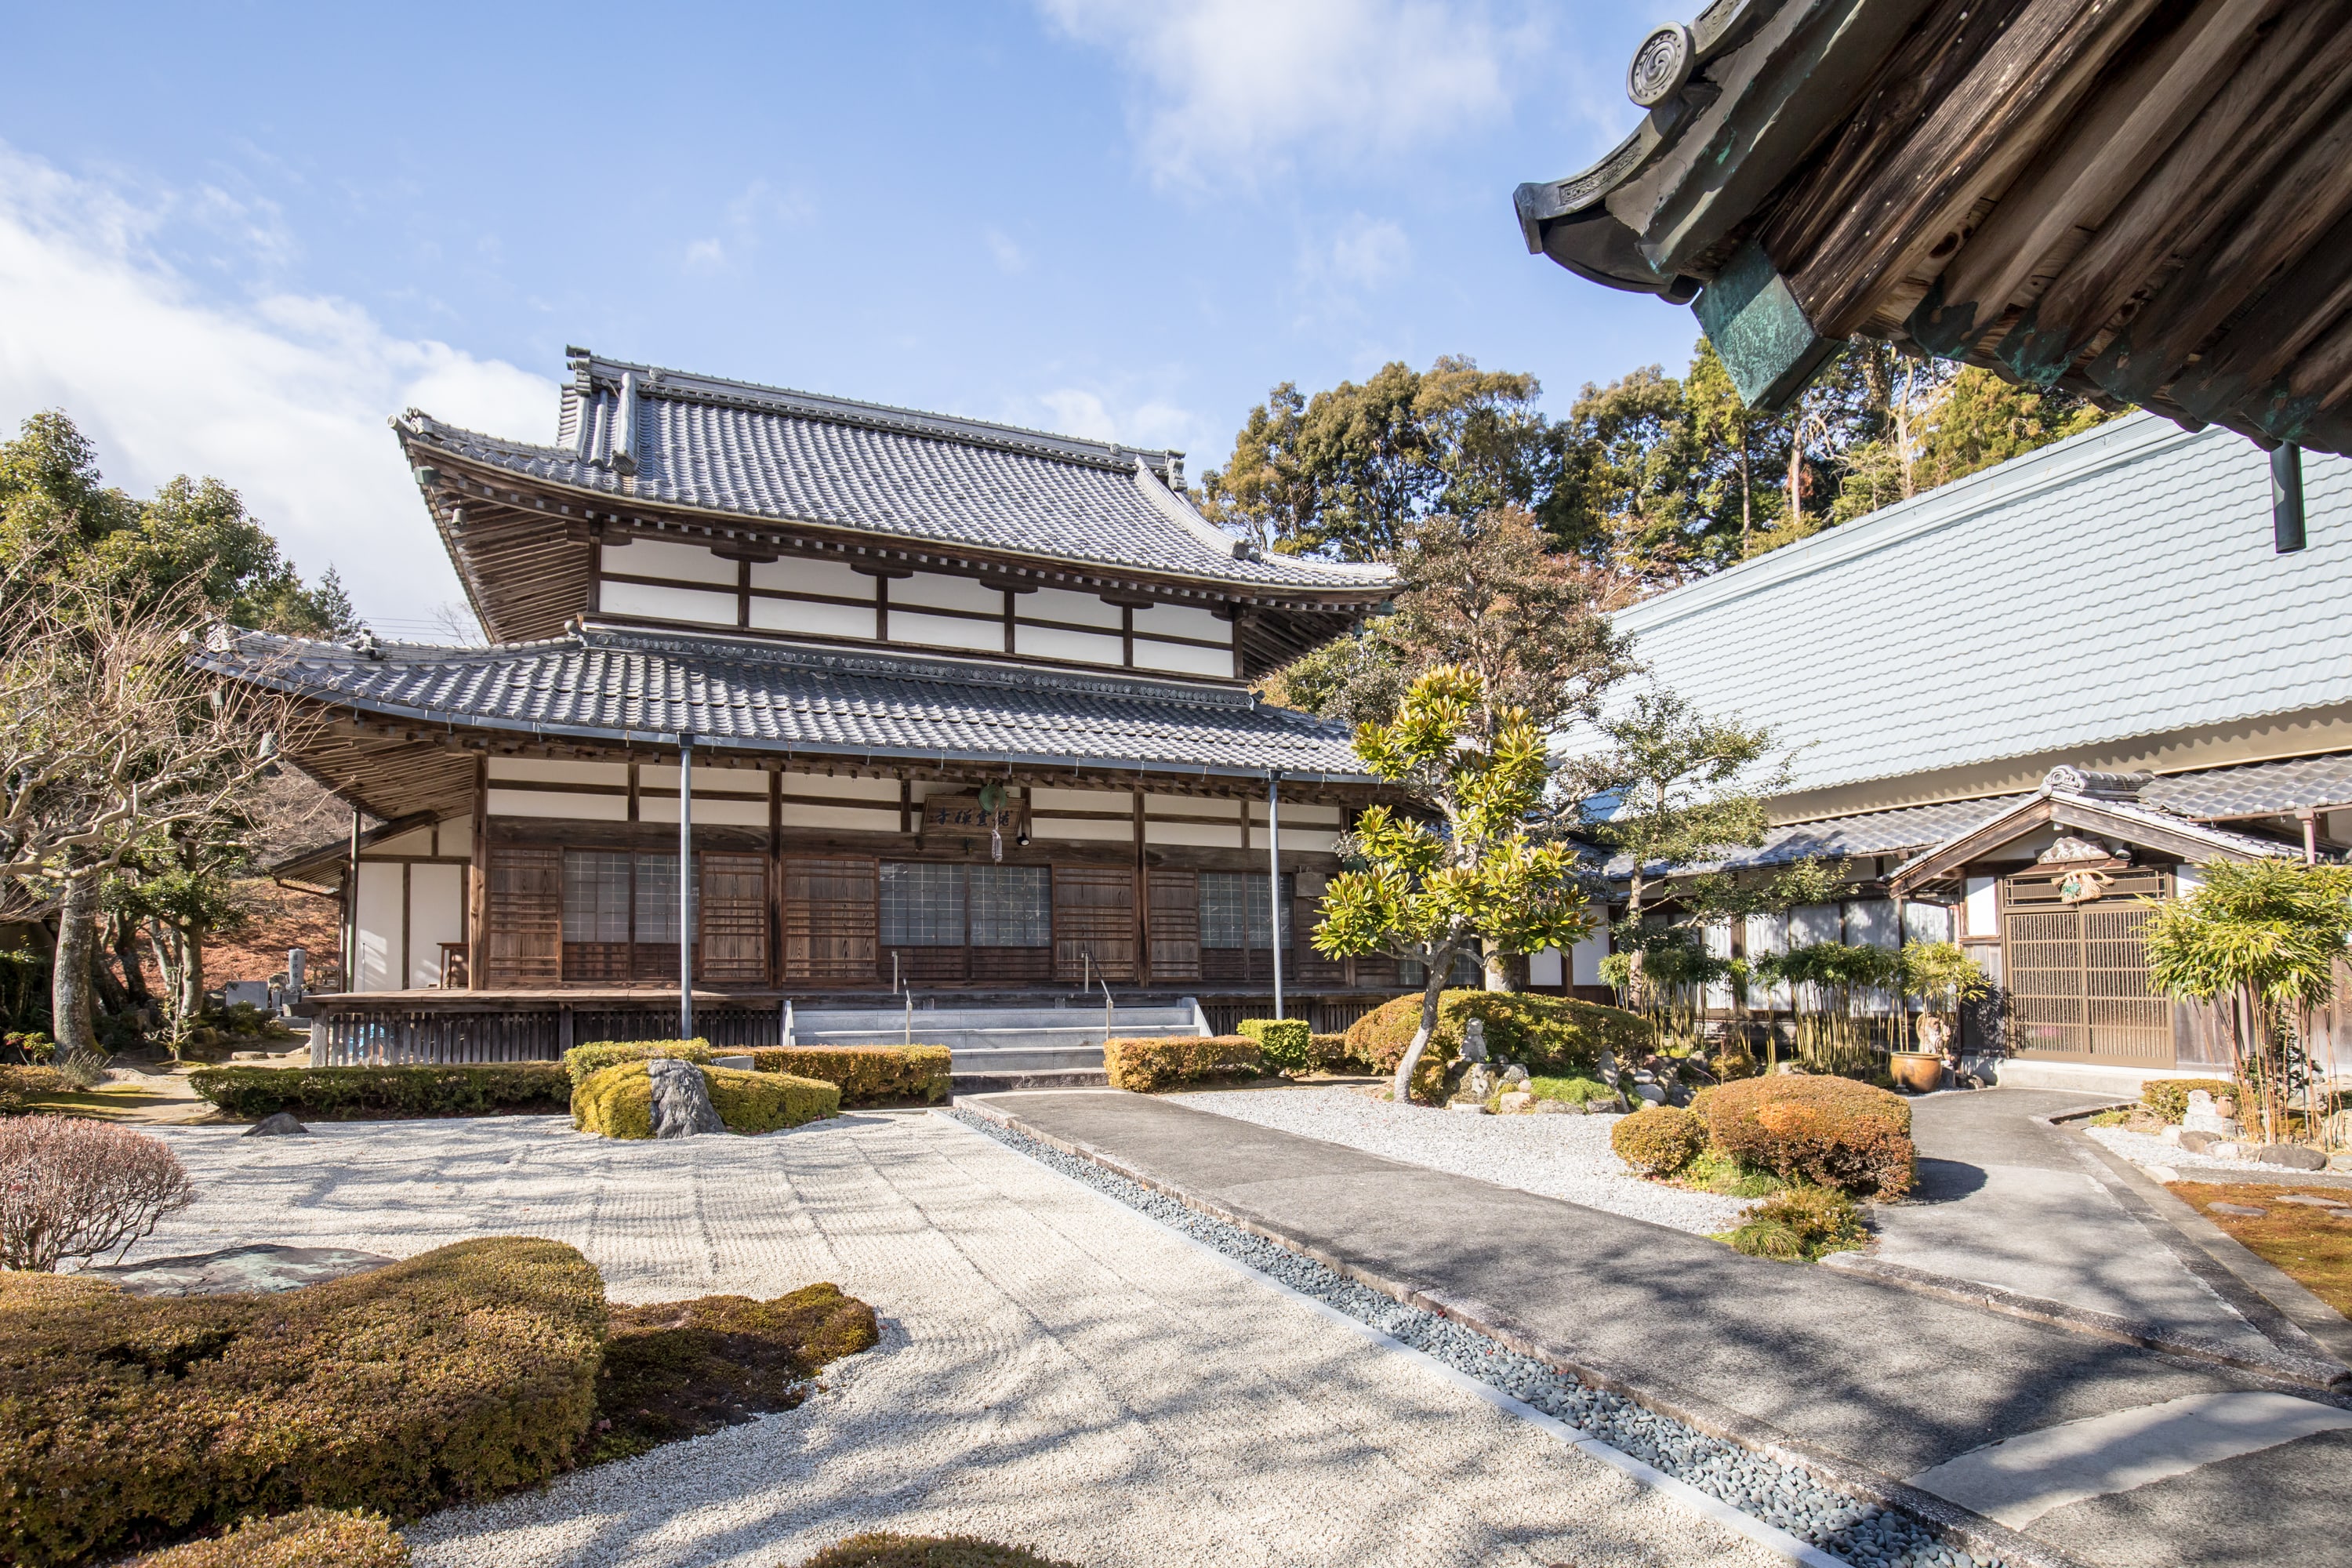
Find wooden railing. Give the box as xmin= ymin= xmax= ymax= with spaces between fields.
xmin=310 ymin=1004 xmax=783 ymax=1065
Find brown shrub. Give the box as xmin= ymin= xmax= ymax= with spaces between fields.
xmin=0 ymin=1116 xmax=192 ymax=1272
xmin=1103 ymin=1036 xmax=1261 ymax=1093
xmin=593 ymin=1283 xmax=879 ymax=1461
xmin=1345 ymin=991 xmax=1648 ymax=1099
xmin=125 ymin=1508 xmax=408 ymax=1568
xmin=1307 ymin=1033 xmax=1365 ymax=1073
xmin=0 ymin=1236 xmax=604 ymax=1566
xmin=1610 ymin=1105 xmax=1705 ymax=1176
xmin=0 ymin=1068 xmax=67 ymax=1116
xmin=748 ymin=1047 xmax=953 ymax=1105
xmin=793 ymin=1535 xmax=1077 ymax=1568
xmin=1701 ymin=1076 xmax=1915 ymax=1197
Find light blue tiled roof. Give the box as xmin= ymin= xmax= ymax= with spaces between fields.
xmin=1606 ymin=414 xmax=2352 ymax=797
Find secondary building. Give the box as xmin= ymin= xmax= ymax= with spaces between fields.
xmin=1584 ymin=412 xmax=2352 ymax=1092
xmin=229 ymin=350 xmax=1404 ymax=1061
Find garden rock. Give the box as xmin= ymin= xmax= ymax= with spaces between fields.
xmin=2332 ymin=1153 xmax=2352 ymax=1172
xmin=244 ymin=1111 xmax=310 ymax=1138
xmin=2210 ymin=1203 xmax=2267 ymax=1217
xmin=2256 ymin=1143 xmax=2328 ymax=1171
xmin=2177 ymin=1130 xmax=2217 ymax=1155
xmin=2277 ymin=1194 xmax=2350 ymax=1208
xmin=79 ymin=1242 xmax=394 ymax=1296
xmin=1463 ymin=1063 xmax=1497 ymax=1101
xmin=1534 ymin=1100 xmax=1572 ymax=1116
xmin=2183 ymin=1110 xmax=2240 ymax=1137
xmin=1634 ymin=1082 xmax=1668 ymax=1105
xmin=1500 ymin=1064 xmax=1529 ymax=1087
xmin=1497 ymin=1091 xmax=1534 ymax=1114
xmin=647 ymin=1058 xmax=725 ymax=1138
xmin=1446 ymin=1100 xmax=1490 ymax=1115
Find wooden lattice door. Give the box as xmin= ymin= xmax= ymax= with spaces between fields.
xmin=483 ymin=846 xmax=562 ymax=988
xmin=1054 ymin=866 xmax=1136 ymax=982
xmin=784 ymin=858 xmax=877 ymax=982
xmin=699 ymin=853 xmax=769 ymax=983
xmin=2002 ymin=869 xmax=2172 ymax=1065
xmin=1147 ymin=869 xmax=1200 ymax=982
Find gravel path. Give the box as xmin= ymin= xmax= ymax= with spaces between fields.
xmin=1167 ymin=1086 xmax=1751 ymax=1236
xmin=128 ymin=1112 xmax=1781 ymax=1568
xmin=2084 ymin=1124 xmax=2283 ymax=1176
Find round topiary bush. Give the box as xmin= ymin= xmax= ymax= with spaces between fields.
xmin=126 ymin=1508 xmax=409 ymax=1567
xmin=1701 ymin=1074 xmax=1915 ymax=1197
xmin=572 ymin=1062 xmax=838 ymax=1138
xmin=1610 ymin=1105 xmax=1706 ymax=1176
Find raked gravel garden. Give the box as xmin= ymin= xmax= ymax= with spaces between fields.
xmin=119 ymin=1109 xmax=1800 ymax=1568
xmin=1168 ymin=1083 xmax=1753 ymax=1236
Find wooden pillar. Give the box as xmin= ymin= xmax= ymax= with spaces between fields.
xmin=466 ymin=755 xmax=488 ymax=990
xmin=1133 ymin=786 xmax=1148 ymax=985
xmin=769 ymin=765 xmax=784 ymax=987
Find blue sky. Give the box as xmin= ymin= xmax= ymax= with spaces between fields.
xmin=0 ymin=1 xmax=1696 ymax=634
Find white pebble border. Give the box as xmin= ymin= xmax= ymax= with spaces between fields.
xmin=1167 ymin=1086 xmax=1751 ymax=1236
xmin=952 ymin=1109 xmax=2005 ymax=1568
xmin=2085 ymin=1124 xmax=2281 ymax=1176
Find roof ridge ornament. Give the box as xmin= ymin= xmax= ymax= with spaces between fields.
xmin=2043 ymin=766 xmax=2154 ymax=800
xmin=1628 ymin=23 xmax=1695 ymax=107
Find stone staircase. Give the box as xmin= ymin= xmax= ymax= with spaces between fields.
xmin=786 ymin=997 xmax=1205 ymax=1092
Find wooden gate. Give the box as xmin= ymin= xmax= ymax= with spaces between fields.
xmin=2002 ymin=868 xmax=2172 ymax=1065
xmin=784 ymin=857 xmax=877 ymax=982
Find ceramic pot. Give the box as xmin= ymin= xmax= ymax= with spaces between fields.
xmin=1888 ymin=1051 xmax=1945 ymax=1094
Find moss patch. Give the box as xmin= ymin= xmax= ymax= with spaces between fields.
xmin=2173 ymin=1181 xmax=2352 ymax=1319
xmin=791 ymin=1534 xmax=1078 ymax=1568
xmin=591 ymin=1283 xmax=880 ymax=1462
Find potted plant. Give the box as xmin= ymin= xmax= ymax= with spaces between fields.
xmin=1893 ymin=941 xmax=1993 ymax=1092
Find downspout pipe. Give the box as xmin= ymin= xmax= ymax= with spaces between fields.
xmin=1268 ymin=769 xmax=1284 ymax=1021
xmin=680 ymin=731 xmax=695 ymax=1038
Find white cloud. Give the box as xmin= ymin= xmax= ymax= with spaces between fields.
xmin=0 ymin=144 xmax=554 ymax=632
xmin=1011 ymin=387 xmax=1203 ymax=456
xmin=1310 ymin=216 xmax=1412 ymax=290
xmin=683 ymin=179 xmax=815 ymax=274
xmin=1038 ymin=0 xmax=1536 ymax=189
xmin=983 ymin=227 xmax=1027 ymax=274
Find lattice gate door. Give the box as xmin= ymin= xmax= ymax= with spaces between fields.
xmin=2002 ymin=870 xmax=2173 ymax=1065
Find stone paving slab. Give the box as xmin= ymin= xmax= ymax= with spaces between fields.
xmin=977 ymin=1092 xmax=2352 ymax=1568
xmin=125 ymin=1112 xmax=1783 ymax=1568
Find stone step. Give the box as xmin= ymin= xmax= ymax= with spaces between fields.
xmin=947 ymin=1044 xmax=1110 ymax=1073
xmin=950 ymin=1067 xmax=1112 ymax=1094
xmin=791 ymin=1004 xmax=1198 ymax=1033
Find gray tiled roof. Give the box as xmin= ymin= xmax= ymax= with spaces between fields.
xmin=203 ymin=624 xmax=1373 ymax=781
xmin=1602 ymin=794 xmax=2028 ymax=879
xmin=2142 ymin=753 xmax=2352 ymax=819
xmin=397 ymin=352 xmax=1396 ymax=596
xmin=1606 ymin=414 xmax=2352 ymax=797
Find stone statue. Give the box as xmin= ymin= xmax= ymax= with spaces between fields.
xmin=1462 ymin=1019 xmax=1490 ymax=1063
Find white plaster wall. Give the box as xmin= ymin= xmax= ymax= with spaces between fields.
xmin=1528 ymin=948 xmax=1565 ymax=986
xmin=641 ymin=764 xmax=767 ymax=794
xmin=1145 ymin=820 xmax=1243 ymax=848
xmin=407 ymin=864 xmax=465 ymax=988
xmin=354 ymin=862 xmax=405 ymax=993
xmin=601 ymin=579 xmax=738 ymax=626
xmin=785 ymin=774 xmax=900 ymax=800
xmin=488 ymin=758 xmax=630 ymax=786
xmin=641 ymin=794 xmax=770 ymax=826
xmin=751 ymin=597 xmax=877 ymax=640
xmin=1132 ymin=639 xmax=1234 ymax=678
xmin=437 ymin=815 xmax=473 ymax=858
xmin=1963 ymin=877 xmax=1999 ymax=938
xmin=605 ymin=537 xmax=736 ymax=584
xmin=750 ymin=557 xmax=875 ymax=598
xmin=486 ymin=790 xmax=629 ymax=821
xmin=1023 ymin=587 xmax=1123 ymax=628
xmin=1030 ymin=787 xmax=1131 ymax=812
xmin=1571 ymin=931 xmax=1609 ymax=986
xmin=894 ymin=609 xmax=1004 ymax=653
xmin=894 ymin=572 xmax=1004 ymax=615
xmin=1016 ymin=623 xmax=1123 ymax=666
xmin=1131 ymin=603 xmax=1229 ymax=644
xmin=778 ymin=804 xmax=900 ymax=832
xmin=1030 ymin=818 xmax=1133 ymax=841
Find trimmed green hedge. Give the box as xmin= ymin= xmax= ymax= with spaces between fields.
xmin=797 ymin=1536 xmax=1079 ymax=1568
xmin=126 ymin=1508 xmax=408 ymax=1567
xmin=1345 ymin=991 xmax=1648 ymax=1099
xmin=1236 ymin=1019 xmax=1311 ymax=1073
xmin=0 ymin=1237 xmax=601 ymax=1567
xmin=572 ymin=1062 xmax=838 ymax=1138
xmin=188 ymin=1064 xmax=572 ymax=1120
xmin=561 ymin=1038 xmax=712 ymax=1088
xmin=1104 ymin=1036 xmax=1261 ymax=1093
xmin=749 ymin=1047 xmax=952 ymax=1105
xmin=2142 ymin=1077 xmax=2236 ymax=1123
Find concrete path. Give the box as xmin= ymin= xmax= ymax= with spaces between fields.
xmin=978 ymin=1091 xmax=2352 ymax=1568
xmin=1872 ymin=1091 xmax=2271 ymax=1353
xmin=126 ymin=1112 xmax=1780 ymax=1568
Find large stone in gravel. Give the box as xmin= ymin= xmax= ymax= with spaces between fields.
xmin=2277 ymin=1194 xmax=2350 ymax=1208
xmin=2178 ymin=1130 xmax=2217 ymax=1154
xmin=2210 ymin=1203 xmax=2268 ymax=1217
xmin=79 ymin=1243 xmax=394 ymax=1296
xmin=2256 ymin=1143 xmax=2328 ymax=1171
xmin=2183 ymin=1111 xmax=2240 ymax=1137
xmin=244 ymin=1111 xmax=309 ymax=1137
xmin=648 ymin=1057 xmax=725 ymax=1138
